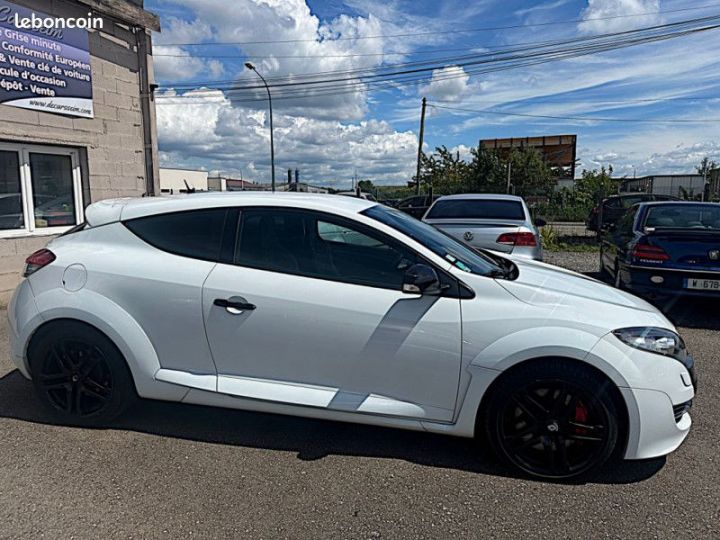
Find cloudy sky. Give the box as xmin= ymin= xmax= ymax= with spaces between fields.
xmin=147 ymin=0 xmax=720 ymax=187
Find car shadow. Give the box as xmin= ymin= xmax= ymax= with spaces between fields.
xmin=584 ymin=271 xmax=720 ymax=331
xmin=0 ymin=369 xmax=665 ymax=485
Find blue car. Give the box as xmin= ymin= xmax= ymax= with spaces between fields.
xmin=600 ymin=201 xmax=720 ymax=300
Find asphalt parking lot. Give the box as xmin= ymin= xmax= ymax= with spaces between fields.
xmin=1 ymin=252 xmax=718 ymax=538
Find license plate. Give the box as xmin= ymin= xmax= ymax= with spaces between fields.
xmin=684 ymin=278 xmax=720 ymax=290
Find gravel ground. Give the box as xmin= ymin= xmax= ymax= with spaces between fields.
xmin=544 ymin=251 xmax=600 ymax=275
xmin=1 ymin=252 xmax=718 ymax=539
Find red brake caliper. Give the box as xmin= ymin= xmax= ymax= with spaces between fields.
xmin=574 ymin=400 xmax=589 ymax=436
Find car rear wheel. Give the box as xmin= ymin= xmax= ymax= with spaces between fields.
xmin=28 ymin=321 xmax=135 ymax=425
xmin=484 ymin=361 xmax=619 ymax=480
xmin=598 ymin=248 xmax=610 ymax=281
xmin=614 ymin=262 xmax=624 ymax=289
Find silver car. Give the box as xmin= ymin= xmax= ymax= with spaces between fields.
xmin=422 ymin=194 xmax=544 ymax=260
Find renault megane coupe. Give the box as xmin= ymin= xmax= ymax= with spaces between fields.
xmin=8 ymin=193 xmax=696 ymax=479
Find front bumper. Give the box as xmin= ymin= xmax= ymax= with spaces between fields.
xmin=621 ymin=387 xmax=693 ymax=460
xmin=587 ymin=333 xmax=696 ymax=460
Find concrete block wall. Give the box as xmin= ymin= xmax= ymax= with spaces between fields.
xmin=0 ymin=0 xmax=155 ymax=306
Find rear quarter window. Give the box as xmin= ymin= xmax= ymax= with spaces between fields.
xmin=124 ymin=208 xmax=228 ymax=261
xmin=426 ymin=199 xmax=525 ymax=220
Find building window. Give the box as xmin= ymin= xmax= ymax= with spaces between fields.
xmin=0 ymin=143 xmax=83 ymax=237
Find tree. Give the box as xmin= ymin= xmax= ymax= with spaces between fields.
xmin=357 ymin=179 xmax=375 ymax=193
xmin=465 ymin=146 xmax=506 ymax=193
xmin=574 ymin=166 xmax=619 ymax=203
xmin=697 ymin=156 xmax=718 ymax=177
xmin=507 ymin=147 xmax=555 ymax=196
xmin=418 ymin=146 xmax=471 ymax=194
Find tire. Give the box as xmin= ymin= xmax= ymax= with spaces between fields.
xmin=614 ymin=262 xmax=624 ymax=290
xmin=598 ymin=248 xmax=610 ymax=281
xmin=28 ymin=320 xmax=136 ymax=425
xmin=484 ymin=360 xmax=619 ymax=481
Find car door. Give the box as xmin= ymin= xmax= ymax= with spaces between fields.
xmin=603 ymin=206 xmax=639 ymax=272
xmin=116 ymin=208 xmax=233 ymax=378
xmin=202 ymin=207 xmax=462 ymax=422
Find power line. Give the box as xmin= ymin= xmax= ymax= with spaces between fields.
xmin=157 ymin=4 xmax=718 ymax=47
xmin=153 ymin=18 xmax=720 ymax=96
xmin=156 ymin=16 xmax=720 ymax=92
xmin=430 ymin=103 xmax=720 ymax=124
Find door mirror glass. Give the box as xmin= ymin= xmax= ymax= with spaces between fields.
xmin=402 ymin=263 xmax=441 ymax=295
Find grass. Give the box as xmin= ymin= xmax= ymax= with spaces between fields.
xmin=545 ymin=241 xmax=600 ymax=253
xmin=541 ymin=227 xmax=600 ymax=253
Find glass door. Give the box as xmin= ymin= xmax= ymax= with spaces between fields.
xmin=0 ymin=149 xmax=25 ymax=231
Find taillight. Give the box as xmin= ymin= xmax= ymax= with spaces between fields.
xmin=496 ymin=232 xmax=537 ymax=247
xmin=631 ymin=244 xmax=669 ymax=263
xmin=24 ymin=249 xmax=55 ymax=277
xmin=591 ymin=206 xmax=599 ymax=215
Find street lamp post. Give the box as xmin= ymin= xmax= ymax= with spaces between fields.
xmin=245 ymin=62 xmax=275 ymax=192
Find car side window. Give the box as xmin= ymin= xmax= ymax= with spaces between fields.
xmin=317 ymin=221 xmax=385 ymax=247
xmin=616 ymin=207 xmax=638 ymax=235
xmin=124 ymin=208 xmax=228 ymax=262
xmin=235 ymin=208 xmax=417 ymax=290
xmin=621 ymin=196 xmax=643 ymax=208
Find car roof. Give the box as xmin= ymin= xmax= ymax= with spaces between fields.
xmin=608 ymin=193 xmax=675 ymax=199
xmin=85 ymin=192 xmax=377 ymax=227
xmin=637 ymin=200 xmax=718 ymax=207
xmin=433 ymin=194 xmax=525 ymax=202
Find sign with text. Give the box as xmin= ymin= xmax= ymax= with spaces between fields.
xmin=0 ymin=0 xmax=93 ymax=118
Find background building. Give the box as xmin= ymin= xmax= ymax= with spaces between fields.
xmin=621 ymin=174 xmax=705 ymax=198
xmin=480 ymin=134 xmax=577 ymax=181
xmin=0 ymin=0 xmax=160 ymax=305
xmin=160 ymin=168 xmax=209 ymax=193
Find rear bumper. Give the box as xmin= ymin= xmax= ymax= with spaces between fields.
xmin=622 ymin=265 xmax=720 ymax=298
xmin=7 ymin=279 xmax=39 ymax=379
xmin=510 ymin=245 xmax=543 ymax=261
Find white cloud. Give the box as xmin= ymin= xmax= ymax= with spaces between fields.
xmin=420 ymin=66 xmax=469 ymax=102
xmin=156 ymin=0 xmax=396 ymax=120
xmin=578 ymin=0 xmax=661 ymax=34
xmin=156 ymin=90 xmax=418 ymax=186
xmin=153 ymin=46 xmax=206 ymax=80
xmin=578 ymin=126 xmax=720 ymax=176
xmin=516 ymin=0 xmax=572 ymax=18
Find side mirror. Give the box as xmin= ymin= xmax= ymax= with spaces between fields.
xmin=534 ymin=218 xmax=547 ymax=227
xmin=402 ymin=263 xmax=441 ymax=295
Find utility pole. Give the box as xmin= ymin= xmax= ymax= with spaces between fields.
xmin=415 ymin=97 xmax=427 ymax=195
xmin=702 ymin=166 xmax=708 ymax=202
xmin=506 ymin=160 xmax=512 ymax=194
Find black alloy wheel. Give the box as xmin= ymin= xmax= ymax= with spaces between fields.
xmin=38 ymin=339 xmax=113 ymax=417
xmin=485 ymin=362 xmax=619 ymax=480
xmin=29 ymin=321 xmax=135 ymax=424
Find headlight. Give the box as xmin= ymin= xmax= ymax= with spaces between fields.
xmin=613 ymin=327 xmax=686 ymax=360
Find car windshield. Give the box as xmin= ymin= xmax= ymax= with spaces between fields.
xmin=425 ymin=198 xmax=525 ymax=220
xmin=644 ymin=204 xmax=720 ymax=231
xmin=362 ymin=204 xmax=504 ymax=275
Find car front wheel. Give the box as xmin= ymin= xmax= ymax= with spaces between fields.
xmin=28 ymin=321 xmax=135 ymax=425
xmin=484 ymin=361 xmax=620 ymax=480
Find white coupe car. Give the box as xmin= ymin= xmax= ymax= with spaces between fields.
xmin=8 ymin=193 xmax=696 ymax=480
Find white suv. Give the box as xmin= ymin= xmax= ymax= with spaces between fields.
xmin=8 ymin=192 xmax=696 ymax=480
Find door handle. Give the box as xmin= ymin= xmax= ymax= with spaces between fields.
xmin=214 ymin=298 xmax=256 ymax=312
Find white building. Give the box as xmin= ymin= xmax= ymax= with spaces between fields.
xmin=159 ymin=168 xmax=209 ymax=193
